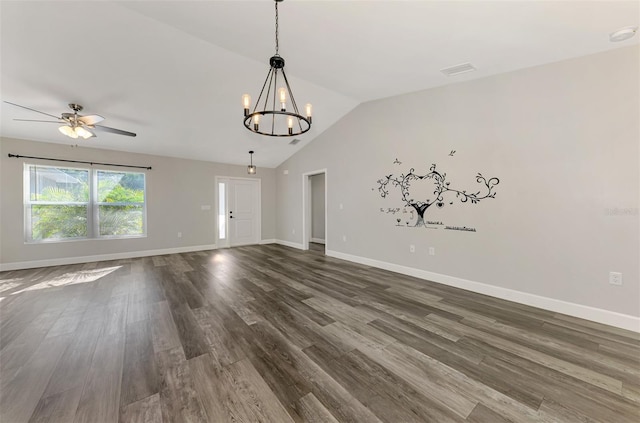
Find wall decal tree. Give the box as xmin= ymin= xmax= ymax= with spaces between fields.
xmin=376 ymin=163 xmax=499 ymax=227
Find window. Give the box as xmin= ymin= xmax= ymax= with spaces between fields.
xmin=26 ymin=165 xmax=89 ymax=241
xmin=96 ymin=171 xmax=145 ymax=237
xmin=25 ymin=164 xmax=146 ymax=242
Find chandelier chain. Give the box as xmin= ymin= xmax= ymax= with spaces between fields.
xmin=274 ymin=0 xmax=279 ymax=55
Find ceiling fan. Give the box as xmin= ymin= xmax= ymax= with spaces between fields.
xmin=4 ymin=101 xmax=136 ymax=139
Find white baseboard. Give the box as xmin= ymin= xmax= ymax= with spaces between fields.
xmin=274 ymin=239 xmax=304 ymax=250
xmin=259 ymin=239 xmax=277 ymax=245
xmin=0 ymin=244 xmax=217 ymax=272
xmin=311 ymin=238 xmax=326 ymax=244
xmin=325 ymin=249 xmax=640 ymax=333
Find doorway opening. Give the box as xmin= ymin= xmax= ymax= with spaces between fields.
xmin=216 ymin=177 xmax=261 ymax=248
xmin=302 ymin=169 xmax=327 ymax=253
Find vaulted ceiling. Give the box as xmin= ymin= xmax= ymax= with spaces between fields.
xmin=1 ymin=1 xmax=638 ymax=167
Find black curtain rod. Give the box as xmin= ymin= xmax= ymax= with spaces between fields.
xmin=8 ymin=154 xmax=152 ymax=170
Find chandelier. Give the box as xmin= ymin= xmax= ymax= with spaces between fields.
xmin=243 ymin=0 xmax=312 ymax=137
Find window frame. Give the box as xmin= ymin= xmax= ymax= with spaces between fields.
xmin=24 ymin=163 xmax=147 ymax=243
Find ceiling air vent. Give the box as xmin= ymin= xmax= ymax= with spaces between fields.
xmin=440 ymin=63 xmax=476 ymax=77
xmin=289 ymin=138 xmax=301 ymax=145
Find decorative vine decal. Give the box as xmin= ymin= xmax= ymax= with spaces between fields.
xmin=375 ymin=158 xmax=500 ymax=230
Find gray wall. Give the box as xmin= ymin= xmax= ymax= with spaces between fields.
xmin=0 ymin=137 xmax=276 ymax=266
xmin=311 ymin=173 xmax=325 ymax=241
xmin=276 ymin=46 xmax=639 ymax=318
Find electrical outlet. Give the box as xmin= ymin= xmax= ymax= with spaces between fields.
xmin=609 ymin=272 xmax=623 ymax=286
xmin=339 ymin=203 xmax=344 ymax=210
xmin=409 ymin=245 xmax=415 ymax=253
xmin=177 ymin=232 xmax=182 ymax=238
xmin=342 ymin=235 xmax=347 ymax=242
xmin=292 ymin=228 xmax=296 ymax=235
xmin=429 ymin=247 xmax=435 ymax=256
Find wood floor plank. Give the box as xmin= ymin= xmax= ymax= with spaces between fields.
xmin=192 ymin=305 xmax=246 ymax=367
xmin=537 ymin=398 xmax=600 ymax=423
xmin=169 ymin=302 xmax=209 ymax=360
xmin=149 ymin=301 xmax=181 ymax=354
xmin=119 ymin=393 xmax=163 ymax=423
xmin=294 ymin=393 xmax=339 ymax=423
xmin=102 ymin=295 xmax=129 ymax=336
xmin=466 ymin=403 xmax=514 ymax=423
xmin=223 ymin=358 xmax=296 ymax=423
xmin=73 ymin=330 xmax=126 ymax=423
xmin=188 ymin=353 xmax=233 ymax=422
xmin=120 ymin=320 xmax=158 ymax=407
xmin=28 ymin=387 xmax=83 ymax=423
xmin=156 ymin=347 xmax=208 ymax=423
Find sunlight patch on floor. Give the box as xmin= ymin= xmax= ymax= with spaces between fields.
xmin=10 ymin=266 xmax=122 ymax=295
xmin=0 ymin=278 xmax=25 ymax=294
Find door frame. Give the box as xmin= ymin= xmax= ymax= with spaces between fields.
xmin=215 ymin=176 xmax=261 ymax=248
xmin=302 ymin=169 xmax=327 ymax=251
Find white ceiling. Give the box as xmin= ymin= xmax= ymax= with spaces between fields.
xmin=1 ymin=1 xmax=638 ymax=167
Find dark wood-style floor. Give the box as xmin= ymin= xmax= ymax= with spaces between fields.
xmin=1 ymin=244 xmax=639 ymax=423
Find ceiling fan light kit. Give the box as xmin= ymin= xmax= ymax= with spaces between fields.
xmin=58 ymin=124 xmax=93 ymax=139
xmin=243 ymin=0 xmax=312 ymax=137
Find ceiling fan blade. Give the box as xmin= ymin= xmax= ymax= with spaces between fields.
xmin=14 ymin=119 xmax=61 ymax=123
xmin=94 ymin=124 xmax=136 ymax=137
xmin=77 ymin=114 xmax=104 ymax=125
xmin=4 ymin=101 xmax=61 ymax=119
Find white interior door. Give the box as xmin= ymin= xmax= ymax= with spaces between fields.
xmin=217 ymin=177 xmax=261 ymax=248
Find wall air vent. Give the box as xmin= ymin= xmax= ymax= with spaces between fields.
xmin=289 ymin=138 xmax=301 ymax=145
xmin=440 ymin=63 xmax=477 ymax=77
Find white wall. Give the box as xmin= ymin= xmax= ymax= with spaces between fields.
xmin=311 ymin=173 xmax=325 ymax=242
xmin=0 ymin=137 xmax=277 ymax=269
xmin=275 ymin=46 xmax=640 ymax=327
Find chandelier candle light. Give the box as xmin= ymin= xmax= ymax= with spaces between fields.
xmin=243 ymin=0 xmax=312 ymax=137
